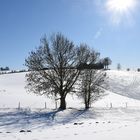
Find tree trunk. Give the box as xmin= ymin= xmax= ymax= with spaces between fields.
xmin=59 ymin=97 xmax=66 ymax=110
xmin=85 ymin=102 xmax=90 ymax=109
xmin=85 ymin=97 xmax=90 ymax=109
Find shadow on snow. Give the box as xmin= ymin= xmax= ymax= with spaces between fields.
xmin=0 ymin=108 xmax=100 ymax=130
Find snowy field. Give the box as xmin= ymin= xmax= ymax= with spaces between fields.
xmin=1 ymin=70 xmax=140 ymax=140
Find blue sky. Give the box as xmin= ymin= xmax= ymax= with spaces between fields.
xmin=0 ymin=0 xmax=140 ymax=70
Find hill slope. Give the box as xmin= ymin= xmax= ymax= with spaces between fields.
xmin=0 ymin=70 xmax=140 ymax=108
xmin=0 ymin=70 xmax=140 ymax=140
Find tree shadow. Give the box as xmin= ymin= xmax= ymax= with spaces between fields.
xmin=0 ymin=108 xmax=101 ymax=131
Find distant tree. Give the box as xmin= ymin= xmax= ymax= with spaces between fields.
xmin=127 ymin=68 xmax=130 ymax=71
xmin=137 ymin=68 xmax=140 ymax=72
xmin=25 ymin=33 xmax=83 ymax=110
xmin=0 ymin=66 xmax=10 ymax=71
xmin=5 ymin=66 xmax=10 ymax=71
xmin=77 ymin=44 xmax=107 ymax=109
xmin=102 ymin=57 xmax=112 ymax=70
xmin=117 ymin=63 xmax=121 ymax=70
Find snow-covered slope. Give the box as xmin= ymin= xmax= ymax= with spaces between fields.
xmin=0 ymin=70 xmax=140 ymax=140
xmin=0 ymin=73 xmax=56 ymax=108
xmin=108 ymin=70 xmax=140 ymax=100
xmin=96 ymin=70 xmax=140 ymax=108
xmin=1 ymin=70 xmax=140 ymax=108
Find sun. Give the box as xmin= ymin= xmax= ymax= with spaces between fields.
xmin=106 ymin=0 xmax=136 ymax=13
xmin=105 ymin=0 xmax=137 ymax=25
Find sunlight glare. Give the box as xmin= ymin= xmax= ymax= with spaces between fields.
xmin=106 ymin=0 xmax=136 ymax=13
xmin=106 ymin=0 xmax=137 ymax=25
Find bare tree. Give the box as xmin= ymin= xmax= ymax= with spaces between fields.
xmin=117 ymin=63 xmax=121 ymax=70
xmin=102 ymin=57 xmax=112 ymax=70
xmin=25 ymin=33 xmax=81 ymax=110
xmin=80 ymin=69 xmax=107 ymax=109
xmin=77 ymin=45 xmax=107 ymax=109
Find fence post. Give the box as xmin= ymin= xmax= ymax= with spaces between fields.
xmin=125 ymin=102 xmax=128 ymax=108
xmin=18 ymin=102 xmax=20 ymax=110
xmin=110 ymin=103 xmax=112 ymax=109
xmin=45 ymin=102 xmax=47 ymax=109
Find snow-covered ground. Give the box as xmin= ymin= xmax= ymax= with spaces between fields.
xmin=1 ymin=70 xmax=140 ymax=140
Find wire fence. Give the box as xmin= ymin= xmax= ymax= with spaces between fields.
xmin=0 ymin=101 xmax=139 ymax=111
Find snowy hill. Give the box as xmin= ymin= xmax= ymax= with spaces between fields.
xmin=96 ymin=70 xmax=140 ymax=108
xmin=0 ymin=70 xmax=140 ymax=108
xmin=108 ymin=70 xmax=140 ymax=100
xmin=1 ymin=70 xmax=140 ymax=140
